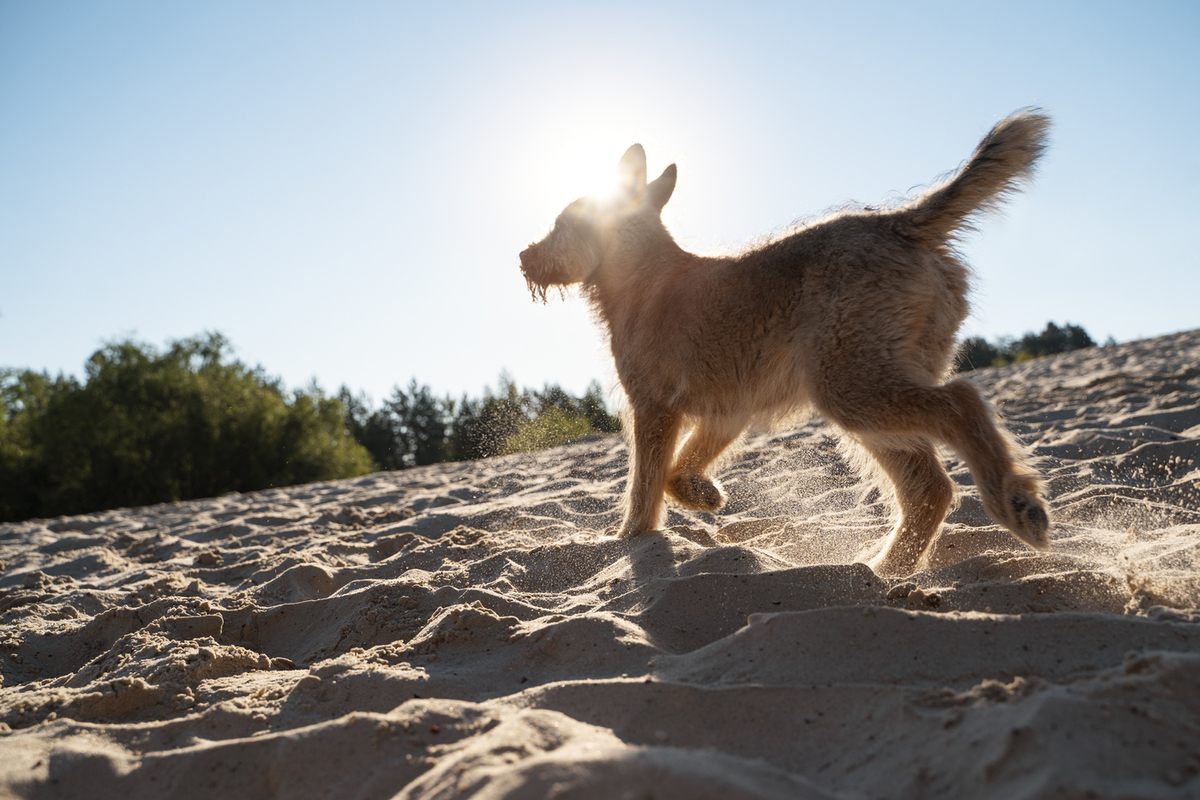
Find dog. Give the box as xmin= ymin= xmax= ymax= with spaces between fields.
xmin=519 ymin=110 xmax=1051 ymax=576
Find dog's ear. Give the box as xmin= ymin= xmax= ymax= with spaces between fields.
xmin=646 ymin=164 xmax=677 ymax=212
xmin=617 ymin=144 xmax=648 ymax=198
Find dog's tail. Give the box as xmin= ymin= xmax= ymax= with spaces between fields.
xmin=904 ymin=109 xmax=1049 ymax=245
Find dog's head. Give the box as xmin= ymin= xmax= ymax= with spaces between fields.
xmin=520 ymin=144 xmax=676 ymax=301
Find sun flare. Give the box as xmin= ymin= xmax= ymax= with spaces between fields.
xmin=522 ymin=111 xmax=661 ymax=217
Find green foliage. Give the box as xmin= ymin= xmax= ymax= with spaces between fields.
xmin=449 ymin=376 xmax=526 ymax=462
xmin=956 ymin=336 xmax=1003 ymax=371
xmin=488 ymin=378 xmax=620 ymax=458
xmin=1011 ymin=321 xmax=1096 ymax=360
xmin=2 ymin=331 xmax=623 ymax=523
xmin=339 ymin=379 xmax=456 ymax=469
xmin=957 ymin=322 xmax=1096 ymax=372
xmin=343 ymin=376 xmax=621 ymax=466
xmin=0 ymin=333 xmax=374 ymax=523
xmin=501 ymin=407 xmax=594 ymax=456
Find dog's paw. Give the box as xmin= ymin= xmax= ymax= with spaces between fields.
xmin=869 ymin=528 xmax=926 ymax=577
xmin=616 ymin=520 xmax=653 ymax=538
xmin=666 ymin=473 xmax=726 ymax=512
xmin=1008 ymin=493 xmax=1051 ymax=549
xmin=869 ymin=553 xmax=917 ymax=578
xmin=982 ymin=474 xmax=1051 ymax=551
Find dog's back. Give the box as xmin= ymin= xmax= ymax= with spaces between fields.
xmin=745 ymin=110 xmax=1049 ymax=397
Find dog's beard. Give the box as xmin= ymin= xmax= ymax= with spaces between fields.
xmin=520 ymin=247 xmax=579 ymax=303
xmin=524 ymin=272 xmax=550 ymax=303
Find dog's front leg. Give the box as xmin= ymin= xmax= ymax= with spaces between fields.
xmin=665 ymin=416 xmax=743 ymax=512
xmin=618 ymin=406 xmax=682 ymax=538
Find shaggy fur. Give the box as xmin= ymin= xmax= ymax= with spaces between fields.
xmin=519 ymin=110 xmax=1052 ymax=576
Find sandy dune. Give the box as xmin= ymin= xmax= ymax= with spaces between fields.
xmin=3 ymin=330 xmax=1200 ymax=798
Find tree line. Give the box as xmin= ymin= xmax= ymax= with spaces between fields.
xmin=2 ymin=322 xmax=1096 ymax=522
xmin=0 ymin=333 xmax=618 ymax=523
xmin=337 ymin=375 xmax=619 ymax=470
xmin=957 ymin=321 xmax=1098 ymax=371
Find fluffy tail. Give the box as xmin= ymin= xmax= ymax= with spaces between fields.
xmin=905 ymin=109 xmax=1050 ymax=244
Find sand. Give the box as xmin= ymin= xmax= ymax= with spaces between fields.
xmin=3 ymin=330 xmax=1200 ymax=799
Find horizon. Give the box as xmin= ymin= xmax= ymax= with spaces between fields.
xmin=3 ymin=1 xmax=1198 ymax=404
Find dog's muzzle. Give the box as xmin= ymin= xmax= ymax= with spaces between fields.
xmin=518 ymin=245 xmax=549 ymax=302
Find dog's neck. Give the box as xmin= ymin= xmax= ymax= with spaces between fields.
xmin=584 ymin=223 xmax=697 ymax=332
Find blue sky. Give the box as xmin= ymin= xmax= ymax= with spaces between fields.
xmin=2 ymin=1 xmax=1198 ymax=405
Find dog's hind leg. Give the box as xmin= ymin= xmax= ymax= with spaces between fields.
xmin=619 ymin=407 xmax=683 ymax=538
xmin=665 ymin=416 xmax=744 ymax=512
xmin=859 ymin=438 xmax=956 ymax=576
xmin=820 ymin=376 xmax=1049 ymax=555
xmin=934 ymin=380 xmax=1050 ymax=550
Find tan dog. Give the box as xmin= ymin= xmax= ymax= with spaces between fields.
xmin=519 ymin=110 xmax=1051 ymax=575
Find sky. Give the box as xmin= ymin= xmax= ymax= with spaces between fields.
xmin=2 ymin=1 xmax=1198 ymax=407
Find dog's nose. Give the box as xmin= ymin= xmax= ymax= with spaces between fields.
xmin=519 ymin=246 xmax=532 ymax=262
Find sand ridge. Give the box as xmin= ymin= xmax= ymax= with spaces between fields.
xmin=2 ymin=330 xmax=1200 ymax=798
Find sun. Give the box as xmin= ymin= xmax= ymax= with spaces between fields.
xmin=519 ymin=107 xmax=659 ymax=218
